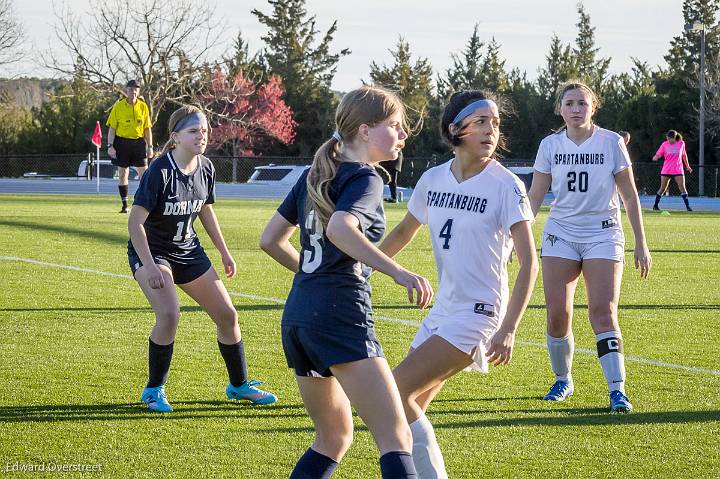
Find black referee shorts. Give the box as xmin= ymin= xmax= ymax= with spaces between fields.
xmin=112 ymin=137 xmax=147 ymax=168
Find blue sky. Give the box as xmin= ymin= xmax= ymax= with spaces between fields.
xmin=6 ymin=0 xmax=698 ymax=91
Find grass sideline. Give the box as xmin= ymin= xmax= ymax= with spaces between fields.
xmin=1 ymin=194 xmax=719 ymax=478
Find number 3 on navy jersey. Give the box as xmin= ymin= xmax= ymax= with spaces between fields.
xmin=567 ymin=171 xmax=588 ymax=192
xmin=439 ymin=218 xmax=453 ymax=250
xmin=301 ymin=209 xmax=323 ymax=273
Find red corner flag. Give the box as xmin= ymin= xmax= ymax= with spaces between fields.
xmin=91 ymin=121 xmax=102 ymax=147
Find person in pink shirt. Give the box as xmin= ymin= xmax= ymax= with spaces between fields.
xmin=652 ymin=130 xmax=693 ymax=211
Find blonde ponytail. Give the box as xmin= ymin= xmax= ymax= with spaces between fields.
xmin=305 ymin=85 xmax=407 ymax=227
xmin=306 ymin=138 xmax=342 ymax=227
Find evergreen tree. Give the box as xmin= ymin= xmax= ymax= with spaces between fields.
xmin=369 ymin=37 xmax=434 ymax=157
xmin=481 ymin=38 xmax=510 ymax=93
xmin=536 ymin=4 xmax=610 ymax=99
xmin=706 ymin=49 xmax=720 ymax=137
xmin=433 ymin=27 xmax=512 ymax=161
xmin=0 ymin=94 xmax=31 ymax=156
xmin=536 ymin=34 xmax=577 ymax=100
xmin=438 ymin=27 xmax=509 ymax=95
xmin=224 ymin=30 xmax=264 ymax=79
xmin=437 ymin=24 xmax=485 ymax=99
xmin=505 ymin=68 xmax=545 ymax=159
xmin=660 ymin=0 xmax=720 ymax=165
xmin=252 ymin=0 xmax=350 ymax=155
xmin=598 ymin=60 xmax=659 ymax=163
xmin=573 ymin=2 xmax=611 ymax=93
xmin=666 ymin=0 xmax=720 ymax=75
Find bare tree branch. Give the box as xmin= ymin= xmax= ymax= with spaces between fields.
xmin=43 ymin=0 xmax=226 ymax=125
xmin=0 ymin=0 xmax=25 ymax=66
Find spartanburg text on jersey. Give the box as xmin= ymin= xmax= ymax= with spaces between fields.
xmin=277 ymin=162 xmax=385 ymax=340
xmin=127 ymin=151 xmax=215 ymax=261
xmin=534 ymin=126 xmax=630 ymax=243
xmin=408 ymin=159 xmax=534 ymax=322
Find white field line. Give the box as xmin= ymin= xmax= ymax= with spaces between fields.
xmin=3 ymin=255 xmax=720 ymax=377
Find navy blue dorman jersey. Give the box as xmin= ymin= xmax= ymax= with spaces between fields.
xmin=277 ymin=162 xmax=386 ymax=339
xmin=128 ymin=151 xmax=215 ymax=260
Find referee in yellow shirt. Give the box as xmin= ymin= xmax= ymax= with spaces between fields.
xmin=107 ymin=79 xmax=154 ymax=213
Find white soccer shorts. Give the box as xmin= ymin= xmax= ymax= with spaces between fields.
xmin=411 ymin=309 xmax=500 ymax=373
xmin=540 ymin=234 xmax=625 ymax=262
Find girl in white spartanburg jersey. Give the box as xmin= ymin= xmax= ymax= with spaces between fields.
xmin=408 ymin=159 xmax=533 ymax=339
xmin=528 ymin=80 xmax=651 ymax=415
xmin=381 ymin=91 xmax=539 ymax=478
xmin=535 ymin=127 xmax=630 ymax=243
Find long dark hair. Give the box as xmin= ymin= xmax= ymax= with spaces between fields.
xmin=440 ymin=89 xmax=507 ymax=158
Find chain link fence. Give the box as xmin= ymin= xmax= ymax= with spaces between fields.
xmin=1 ymin=152 xmax=719 ymax=197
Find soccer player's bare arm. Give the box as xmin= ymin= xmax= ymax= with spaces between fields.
xmin=260 ymin=211 xmax=300 ymax=273
xmin=527 ymin=171 xmax=551 ymax=217
xmin=682 ymin=149 xmax=692 ymax=172
xmin=327 ymin=211 xmax=433 ymax=308
xmin=379 ymin=211 xmax=422 ymax=258
xmin=486 ymin=220 xmax=538 ymax=366
xmin=198 ymin=204 xmax=235 ymax=278
xmin=615 ymin=168 xmax=652 ymax=278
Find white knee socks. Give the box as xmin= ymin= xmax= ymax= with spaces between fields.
xmin=547 ymin=333 xmax=574 ymax=383
xmin=409 ymin=414 xmax=447 ymax=479
xmin=596 ymin=330 xmax=626 ymax=393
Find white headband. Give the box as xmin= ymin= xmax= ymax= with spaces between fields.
xmin=452 ymin=99 xmax=498 ymax=126
xmin=174 ymin=112 xmax=207 ymax=132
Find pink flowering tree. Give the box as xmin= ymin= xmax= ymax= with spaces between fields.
xmin=197 ymin=68 xmax=296 ymax=156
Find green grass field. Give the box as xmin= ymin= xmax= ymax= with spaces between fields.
xmin=1 ymin=195 xmax=719 ymax=478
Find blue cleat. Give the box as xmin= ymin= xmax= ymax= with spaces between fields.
xmin=226 ymin=380 xmax=278 ymax=405
xmin=543 ymin=380 xmax=574 ymax=401
xmin=141 ymin=385 xmax=173 ymax=412
xmin=610 ymin=390 xmax=633 ymax=413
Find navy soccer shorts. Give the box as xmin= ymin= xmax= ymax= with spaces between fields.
xmin=281 ymin=325 xmax=385 ymax=377
xmin=128 ymin=249 xmax=212 ymax=285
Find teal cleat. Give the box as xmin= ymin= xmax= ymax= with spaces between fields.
xmin=610 ymin=390 xmax=633 ymax=413
xmin=543 ymin=380 xmax=574 ymax=401
xmin=226 ymin=380 xmax=278 ymax=405
xmin=141 ymin=385 xmax=173 ymax=413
